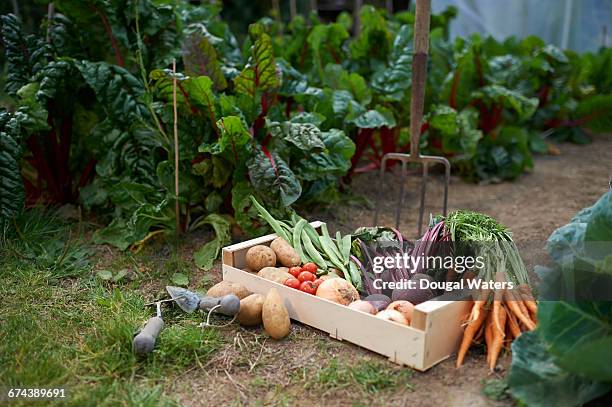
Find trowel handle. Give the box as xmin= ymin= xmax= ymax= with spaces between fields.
xmin=133 ymin=316 xmax=164 ymax=355
xmin=198 ymin=294 xmax=240 ymax=316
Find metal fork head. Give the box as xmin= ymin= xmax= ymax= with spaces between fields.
xmin=373 ymin=152 xmax=451 ymax=237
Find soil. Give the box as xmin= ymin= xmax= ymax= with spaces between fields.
xmin=143 ymin=135 xmax=611 ymax=406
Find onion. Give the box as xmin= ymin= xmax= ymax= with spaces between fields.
xmin=376 ymin=309 xmax=409 ymax=325
xmin=316 ymin=278 xmax=359 ymax=305
xmin=387 ymin=301 xmax=415 ymax=323
xmin=348 ymin=300 xmax=377 ymax=315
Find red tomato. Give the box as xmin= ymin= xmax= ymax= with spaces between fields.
xmin=288 ymin=266 xmax=302 ymax=278
xmin=313 ymin=278 xmax=323 ymax=289
xmin=299 ymin=281 xmax=317 ymax=295
xmin=302 ymin=262 xmax=318 ymax=274
xmin=298 ymin=271 xmax=316 ymax=283
xmin=283 ymin=277 xmax=300 ymax=289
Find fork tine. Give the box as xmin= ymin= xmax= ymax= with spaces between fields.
xmin=417 ymin=162 xmax=428 ymax=236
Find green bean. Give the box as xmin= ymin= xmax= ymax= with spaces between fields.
xmin=321 ymin=224 xmax=343 ymax=261
xmin=250 ymin=197 xmax=290 ymax=242
xmin=301 ymin=230 xmax=327 ymax=270
xmin=303 ymin=223 xmax=323 ymax=251
xmin=292 ymin=219 xmax=308 ymax=263
xmin=341 ymin=235 xmax=352 ymax=264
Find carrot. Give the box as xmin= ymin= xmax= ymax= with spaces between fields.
xmin=504 ymin=290 xmax=536 ymax=331
xmin=484 ymin=312 xmax=493 ymax=365
xmin=456 ymin=303 xmax=488 ymax=368
xmin=505 ymin=304 xmax=522 ymax=339
xmin=517 ymin=284 xmax=538 ymax=317
xmin=492 ymin=299 xmax=505 ymax=336
xmin=488 ymin=306 xmax=507 ymax=371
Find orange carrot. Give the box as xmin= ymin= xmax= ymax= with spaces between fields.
xmin=505 ymin=304 xmax=522 ymax=339
xmin=493 ymin=299 xmax=505 ymax=336
xmin=517 ymin=284 xmax=538 ymax=317
xmin=484 ymin=312 xmax=493 ymax=365
xmin=504 ymin=291 xmax=536 ymax=331
xmin=489 ymin=306 xmax=507 ymax=371
xmin=456 ymin=303 xmax=488 ymax=368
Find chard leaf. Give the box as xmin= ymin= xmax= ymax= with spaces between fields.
xmin=267 ymin=120 xmax=325 ymax=150
xmin=0 ymin=112 xmax=24 ymax=225
xmin=473 ymin=85 xmax=538 ymax=121
xmin=371 ymin=25 xmax=413 ymax=101
xmin=182 ymin=33 xmax=228 ymax=91
xmin=76 ymin=61 xmax=148 ymax=125
xmin=248 ymin=149 xmax=301 ymax=206
xmin=199 ymin=116 xmax=251 ymax=155
xmin=576 ymin=95 xmax=612 ymax=133
xmin=231 ymin=181 xmax=266 ymax=236
xmin=295 ymin=129 xmax=355 ymax=181
xmin=193 ymin=214 xmax=231 ymax=270
xmin=323 ymin=64 xmax=371 ymax=104
xmin=348 ymin=107 xmax=396 ymax=129
xmin=307 ymin=23 xmax=349 ymax=80
xmin=234 ymin=23 xmax=278 ymax=96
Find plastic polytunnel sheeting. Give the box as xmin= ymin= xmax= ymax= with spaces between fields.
xmin=432 ymin=0 xmax=612 ymax=52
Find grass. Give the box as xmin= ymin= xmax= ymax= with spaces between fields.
xmin=1 ymin=208 xmax=417 ymax=406
xmin=313 ymin=357 xmax=413 ymax=394
xmin=0 ymin=210 xmax=225 ymax=405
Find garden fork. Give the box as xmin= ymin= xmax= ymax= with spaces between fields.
xmin=373 ymin=0 xmax=450 ymax=237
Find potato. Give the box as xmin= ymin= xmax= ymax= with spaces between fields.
xmin=237 ymin=294 xmax=265 ymax=326
xmin=206 ymin=281 xmax=251 ymax=299
xmin=257 ymin=267 xmax=293 ymax=284
xmin=270 ymin=237 xmax=301 ymax=267
xmin=245 ymin=245 xmax=276 ymax=272
xmin=262 ymin=288 xmax=290 ymax=339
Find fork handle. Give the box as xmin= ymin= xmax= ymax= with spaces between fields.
xmin=410 ymin=0 xmax=431 ymax=157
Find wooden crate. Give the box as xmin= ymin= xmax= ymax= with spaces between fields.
xmin=221 ymin=222 xmax=470 ymax=371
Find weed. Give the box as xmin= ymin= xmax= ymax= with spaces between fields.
xmin=314 ymin=357 xmax=413 ymax=394
xmin=481 ymin=378 xmax=511 ymax=401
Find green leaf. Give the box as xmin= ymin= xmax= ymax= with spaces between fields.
xmin=0 ymin=111 xmax=24 ymax=225
xmin=508 ymin=331 xmax=611 ymax=407
xmin=473 ymin=85 xmax=539 ymax=121
xmin=247 ymin=149 xmax=302 ymax=206
xmin=182 ymin=33 xmax=228 ymax=91
xmin=75 ymin=61 xmax=148 ymax=125
xmin=0 ymin=14 xmax=50 ymax=96
xmin=171 ymin=272 xmax=189 ymax=287
xmin=371 ymin=25 xmax=413 ymax=101
xmin=348 ymin=107 xmax=396 ymax=129
xmin=97 ymin=270 xmax=113 ymax=281
xmin=306 ymin=23 xmax=349 ymax=80
xmin=295 ymin=129 xmax=355 ymax=181
xmin=113 ymin=269 xmax=128 ymax=283
xmin=193 ymin=214 xmax=231 ymax=270
xmin=267 ymin=120 xmax=325 ymax=150
xmin=234 ymin=23 xmax=278 ymax=96
xmin=349 ymin=6 xmax=391 ymax=62
xmin=323 ymin=64 xmax=371 ymax=104
xmin=575 ymin=95 xmax=612 ymax=133
xmin=199 ymin=116 xmax=251 ymax=155
xmin=538 ymin=301 xmax=612 ymax=381
xmin=231 ymin=181 xmax=266 ymax=236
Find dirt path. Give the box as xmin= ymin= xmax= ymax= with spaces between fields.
xmin=173 ymin=136 xmax=612 ymax=406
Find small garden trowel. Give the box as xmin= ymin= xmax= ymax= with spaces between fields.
xmin=165 ymin=286 xmax=240 ymax=316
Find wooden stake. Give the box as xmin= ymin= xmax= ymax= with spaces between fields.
xmin=172 ymin=58 xmax=180 ymax=235
xmin=290 ymin=0 xmax=297 ymax=20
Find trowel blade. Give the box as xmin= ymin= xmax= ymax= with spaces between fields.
xmin=166 ymin=286 xmax=200 ymax=313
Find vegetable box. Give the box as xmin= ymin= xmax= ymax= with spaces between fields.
xmin=221 ymin=222 xmax=471 ymax=371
